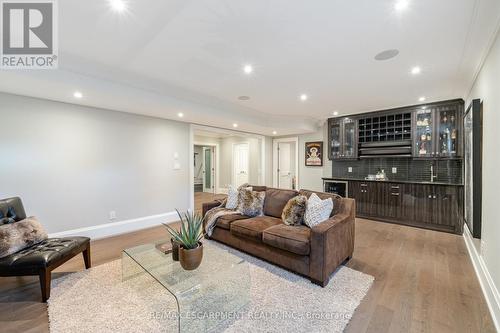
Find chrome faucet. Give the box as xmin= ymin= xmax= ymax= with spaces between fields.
xmin=430 ymin=164 xmax=438 ymax=182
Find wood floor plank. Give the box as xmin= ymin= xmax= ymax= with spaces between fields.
xmin=0 ymin=212 xmax=495 ymax=332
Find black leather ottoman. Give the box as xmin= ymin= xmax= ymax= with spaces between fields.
xmin=0 ymin=197 xmax=91 ymax=302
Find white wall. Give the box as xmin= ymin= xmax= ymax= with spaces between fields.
xmin=0 ymin=92 xmax=190 ymax=235
xmin=466 ymin=28 xmax=500 ymax=328
xmin=297 ymin=123 xmax=332 ymax=192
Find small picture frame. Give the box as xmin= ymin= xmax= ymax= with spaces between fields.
xmin=305 ymin=141 xmax=323 ymax=166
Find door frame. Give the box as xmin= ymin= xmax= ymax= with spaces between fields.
xmin=273 ymin=137 xmax=299 ymax=189
xmin=202 ymin=146 xmax=215 ymax=193
xmin=232 ymin=142 xmax=250 ymax=187
xmin=194 ymin=142 xmax=220 ymax=194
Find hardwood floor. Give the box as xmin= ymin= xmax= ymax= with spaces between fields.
xmin=0 ymin=218 xmax=494 ymax=333
xmin=194 ymin=191 xmax=226 ymax=214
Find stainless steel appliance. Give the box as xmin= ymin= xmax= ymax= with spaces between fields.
xmin=323 ymin=180 xmax=348 ymax=197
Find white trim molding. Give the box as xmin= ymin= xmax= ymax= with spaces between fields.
xmin=463 ymin=227 xmax=500 ymax=331
xmin=48 ymin=211 xmax=178 ymax=240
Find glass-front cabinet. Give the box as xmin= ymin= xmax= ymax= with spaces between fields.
xmin=328 ymin=117 xmax=357 ymax=160
xmin=436 ymin=105 xmax=460 ymax=157
xmin=413 ymin=102 xmax=462 ymax=158
xmin=414 ymin=108 xmax=434 ymax=158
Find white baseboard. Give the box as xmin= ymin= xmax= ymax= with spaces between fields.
xmin=48 ymin=211 xmax=178 ymax=240
xmin=463 ymin=227 xmax=500 ymax=331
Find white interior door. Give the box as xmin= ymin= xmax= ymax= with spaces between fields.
xmin=203 ymin=147 xmax=215 ymax=193
xmin=233 ymin=143 xmax=249 ymax=187
xmin=278 ymin=143 xmax=293 ymax=189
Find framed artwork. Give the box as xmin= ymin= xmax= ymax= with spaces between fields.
xmin=305 ymin=141 xmax=323 ymax=166
xmin=464 ymin=99 xmax=483 ymax=239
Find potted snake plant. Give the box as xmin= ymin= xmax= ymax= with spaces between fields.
xmin=163 ymin=210 xmax=204 ymax=270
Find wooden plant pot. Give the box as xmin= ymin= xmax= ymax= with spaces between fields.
xmin=179 ymin=242 xmax=203 ymax=270
xmin=170 ymin=239 xmax=180 ymax=261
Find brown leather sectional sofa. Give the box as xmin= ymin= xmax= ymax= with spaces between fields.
xmin=202 ymin=186 xmax=355 ymax=287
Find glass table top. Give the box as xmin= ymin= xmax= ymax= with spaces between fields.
xmin=122 ymin=240 xmax=250 ymax=332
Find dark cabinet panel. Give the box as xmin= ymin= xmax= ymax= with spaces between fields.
xmin=348 ymin=180 xmax=463 ymax=234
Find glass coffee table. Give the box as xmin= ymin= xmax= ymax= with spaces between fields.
xmin=122 ymin=241 xmax=250 ymax=332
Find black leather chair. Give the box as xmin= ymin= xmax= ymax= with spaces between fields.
xmin=0 ymin=197 xmax=91 ymax=302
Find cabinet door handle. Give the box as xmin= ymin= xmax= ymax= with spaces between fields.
xmin=428 ymin=195 xmax=432 ymax=199
xmin=433 ymin=195 xmax=437 ymax=199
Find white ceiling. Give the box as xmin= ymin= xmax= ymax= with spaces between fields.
xmin=1 ymin=0 xmax=499 ymax=135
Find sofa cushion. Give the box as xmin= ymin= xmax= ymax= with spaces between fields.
xmin=0 ymin=237 xmax=89 ymax=272
xmin=263 ymin=224 xmax=311 ymax=256
xmin=263 ymin=188 xmax=298 ymax=218
xmin=299 ymin=189 xmax=343 ymax=217
xmin=230 ymin=216 xmax=282 ymax=241
xmin=215 ymin=214 xmax=249 ymax=230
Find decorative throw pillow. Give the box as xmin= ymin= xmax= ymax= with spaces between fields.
xmin=0 ymin=216 xmax=48 ymax=258
xmin=225 ymin=185 xmax=239 ymax=209
xmin=304 ymin=193 xmax=333 ymax=228
xmin=281 ymin=195 xmax=307 ymax=226
xmin=237 ymin=188 xmax=266 ymax=217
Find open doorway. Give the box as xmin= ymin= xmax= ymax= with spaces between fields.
xmin=191 ymin=125 xmax=266 ymax=213
xmin=273 ymin=137 xmax=299 ymax=190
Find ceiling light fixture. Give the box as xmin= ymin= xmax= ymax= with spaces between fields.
xmin=374 ymin=49 xmax=399 ymax=61
xmin=233 ymin=123 xmax=238 ymax=128
xmin=395 ymin=0 xmax=409 ymax=11
xmin=238 ymin=95 xmax=250 ymax=101
xmin=272 ymin=131 xmax=277 ymax=135
xmin=109 ymin=0 xmax=126 ymax=12
xmin=419 ymin=96 xmax=426 ymax=102
xmin=177 ymin=112 xmax=184 ymax=118
xmin=243 ymin=64 xmax=253 ymax=74
xmin=300 ymin=94 xmax=308 ymax=102
xmin=73 ymin=91 xmax=83 ymax=99
xmin=333 ymin=111 xmax=339 ymax=116
xmin=411 ymin=66 xmax=422 ymax=75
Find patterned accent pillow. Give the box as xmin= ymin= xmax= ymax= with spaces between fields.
xmin=225 ymin=185 xmax=239 ymax=209
xmin=304 ymin=193 xmax=333 ymax=228
xmin=281 ymin=195 xmax=307 ymax=226
xmin=237 ymin=188 xmax=266 ymax=217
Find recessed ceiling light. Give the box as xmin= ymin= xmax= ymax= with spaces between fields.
xmin=395 ymin=0 xmax=409 ymax=11
xmin=109 ymin=0 xmax=126 ymax=12
xmin=243 ymin=64 xmax=253 ymax=74
xmin=272 ymin=131 xmax=277 ymax=135
xmin=238 ymin=95 xmax=250 ymax=101
xmin=419 ymin=96 xmax=426 ymax=102
xmin=333 ymin=111 xmax=339 ymax=116
xmin=177 ymin=112 xmax=184 ymax=118
xmin=300 ymin=94 xmax=308 ymax=102
xmin=233 ymin=123 xmax=238 ymax=128
xmin=73 ymin=91 xmax=83 ymax=99
xmin=374 ymin=49 xmax=399 ymax=61
xmin=411 ymin=66 xmax=422 ymax=75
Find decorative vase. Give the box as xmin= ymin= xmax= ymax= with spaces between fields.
xmin=179 ymin=242 xmax=203 ymax=270
xmin=171 ymin=238 xmax=180 ymax=261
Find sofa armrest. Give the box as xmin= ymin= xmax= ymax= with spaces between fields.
xmin=309 ymin=199 xmax=355 ymax=286
xmin=202 ymin=200 xmax=223 ymax=216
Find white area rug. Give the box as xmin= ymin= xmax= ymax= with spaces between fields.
xmin=48 ymin=241 xmax=374 ymax=333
